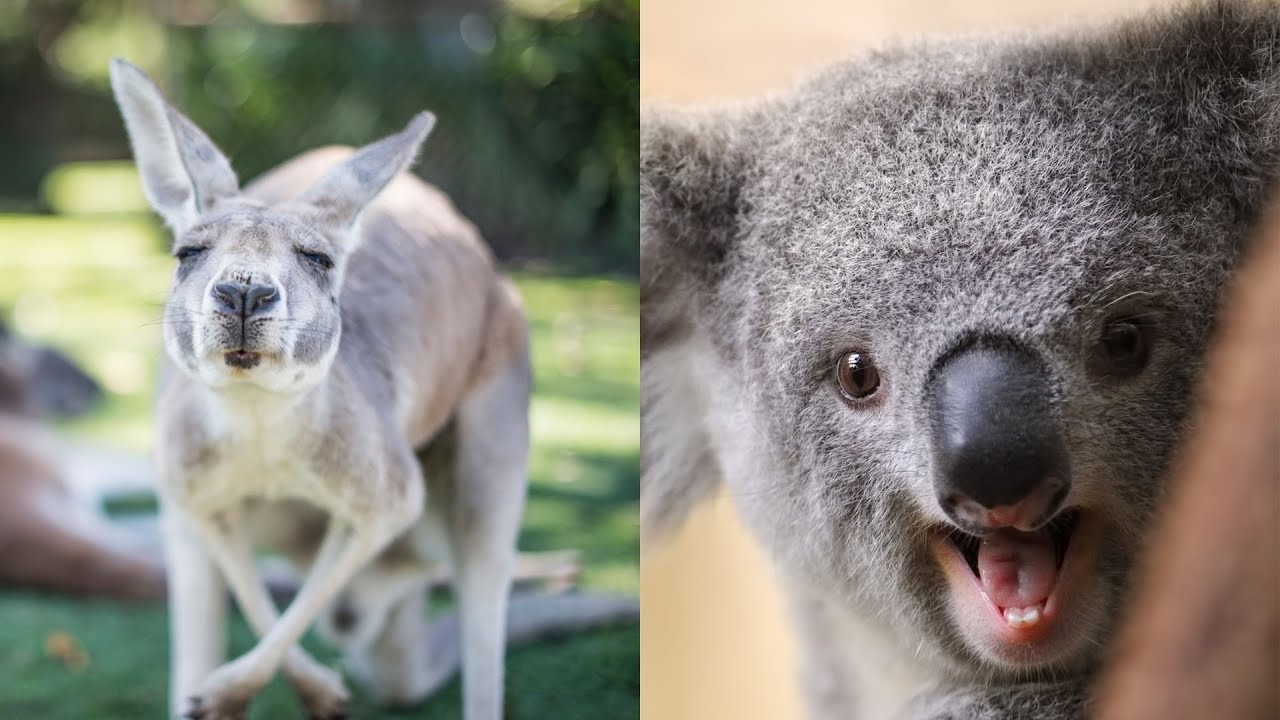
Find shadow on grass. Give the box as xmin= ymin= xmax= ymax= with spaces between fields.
xmin=0 ymin=588 xmax=638 ymax=720
xmin=524 ymin=448 xmax=639 ymax=589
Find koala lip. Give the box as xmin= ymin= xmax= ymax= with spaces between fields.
xmin=947 ymin=510 xmax=1079 ymax=575
xmin=931 ymin=510 xmax=1101 ymax=658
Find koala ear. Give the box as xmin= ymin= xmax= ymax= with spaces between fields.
xmin=641 ymin=109 xmax=747 ymax=307
xmin=109 ymin=58 xmax=239 ymax=234
xmin=640 ymin=108 xmax=749 ymax=541
xmin=299 ymin=112 xmax=436 ymax=230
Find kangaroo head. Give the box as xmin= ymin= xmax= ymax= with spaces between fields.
xmin=109 ymin=59 xmax=435 ymax=393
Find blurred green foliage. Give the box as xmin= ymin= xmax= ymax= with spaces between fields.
xmin=0 ymin=0 xmax=638 ymax=273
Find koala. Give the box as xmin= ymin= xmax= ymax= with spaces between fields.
xmin=640 ymin=3 xmax=1280 ymax=719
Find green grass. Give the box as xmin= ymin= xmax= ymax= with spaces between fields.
xmin=0 ymin=199 xmax=639 ymax=718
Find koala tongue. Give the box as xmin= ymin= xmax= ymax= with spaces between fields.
xmin=977 ymin=528 xmax=1058 ymax=609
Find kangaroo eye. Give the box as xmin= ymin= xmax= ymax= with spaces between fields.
xmin=300 ymin=251 xmax=333 ymax=270
xmin=835 ymin=351 xmax=881 ymax=402
xmin=1090 ymin=317 xmax=1152 ymax=379
xmin=174 ymin=246 xmax=207 ymax=261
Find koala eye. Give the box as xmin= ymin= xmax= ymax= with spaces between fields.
xmin=835 ymin=351 xmax=881 ymax=402
xmin=300 ymin=250 xmax=334 ymax=270
xmin=1090 ymin=317 xmax=1151 ymax=379
xmin=174 ymin=246 xmax=207 ymax=261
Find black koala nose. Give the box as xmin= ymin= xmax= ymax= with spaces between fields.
xmin=928 ymin=342 xmax=1070 ymax=531
xmin=212 ymin=282 xmax=279 ymax=317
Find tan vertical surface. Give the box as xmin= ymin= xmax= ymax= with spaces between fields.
xmin=641 ymin=496 xmax=803 ymax=720
xmin=640 ymin=2 xmax=1170 ymax=719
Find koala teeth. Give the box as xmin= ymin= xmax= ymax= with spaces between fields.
xmin=1003 ymin=605 xmax=1043 ymax=628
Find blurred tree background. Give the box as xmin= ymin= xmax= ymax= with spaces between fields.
xmin=0 ymin=0 xmax=638 ymax=273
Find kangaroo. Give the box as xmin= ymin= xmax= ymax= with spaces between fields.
xmin=0 ymin=303 xmax=633 ymax=698
xmin=0 ymin=327 xmax=165 ymax=601
xmin=0 ymin=317 xmax=102 ymax=418
xmin=110 ymin=59 xmax=531 ymax=720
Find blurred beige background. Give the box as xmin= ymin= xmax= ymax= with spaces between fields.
xmin=640 ymin=1 xmax=1169 ymax=719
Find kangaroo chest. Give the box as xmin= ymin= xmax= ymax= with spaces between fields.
xmin=176 ymin=395 xmax=337 ymax=516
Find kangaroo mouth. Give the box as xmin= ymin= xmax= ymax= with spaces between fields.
xmin=224 ymin=350 xmax=262 ymax=369
xmin=930 ymin=508 xmax=1102 ymax=661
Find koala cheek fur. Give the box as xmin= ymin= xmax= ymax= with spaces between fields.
xmin=642 ymin=2 xmax=1280 ymax=718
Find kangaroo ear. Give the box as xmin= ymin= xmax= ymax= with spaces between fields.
xmin=640 ymin=108 xmax=750 ymax=541
xmin=299 ymin=112 xmax=436 ymax=230
xmin=109 ymin=58 xmax=238 ymax=234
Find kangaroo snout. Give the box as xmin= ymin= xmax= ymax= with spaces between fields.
xmin=928 ymin=341 xmax=1070 ymax=532
xmin=212 ymin=281 xmax=280 ymax=318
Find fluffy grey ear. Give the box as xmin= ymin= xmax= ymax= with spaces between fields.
xmin=299 ymin=112 xmax=436 ymax=229
xmin=641 ymin=108 xmax=750 ymax=354
xmin=109 ymin=58 xmax=238 ymax=233
xmin=640 ymin=108 xmax=749 ymax=541
xmin=640 ymin=110 xmax=747 ymax=313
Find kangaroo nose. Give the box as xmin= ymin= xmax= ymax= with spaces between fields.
xmin=211 ymin=282 xmax=279 ymax=317
xmin=929 ymin=342 xmax=1070 ymax=532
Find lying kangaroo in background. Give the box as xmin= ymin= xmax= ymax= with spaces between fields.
xmin=0 ymin=326 xmax=165 ymax=601
xmin=0 ymin=317 xmax=102 ymax=418
xmin=111 ymin=59 xmax=531 ymax=720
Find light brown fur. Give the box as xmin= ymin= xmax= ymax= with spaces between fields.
xmin=0 ymin=415 xmax=166 ymax=601
xmin=0 ymin=332 xmax=165 ymax=603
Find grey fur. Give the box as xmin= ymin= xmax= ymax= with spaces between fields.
xmin=641 ymin=3 xmax=1279 ymax=719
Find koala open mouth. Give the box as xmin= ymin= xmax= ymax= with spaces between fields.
xmin=931 ymin=509 xmax=1100 ymax=656
xmin=947 ymin=510 xmax=1078 ymax=624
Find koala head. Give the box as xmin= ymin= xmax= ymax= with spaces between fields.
xmin=109 ymin=59 xmax=434 ymax=394
xmin=642 ymin=3 xmax=1278 ymax=682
